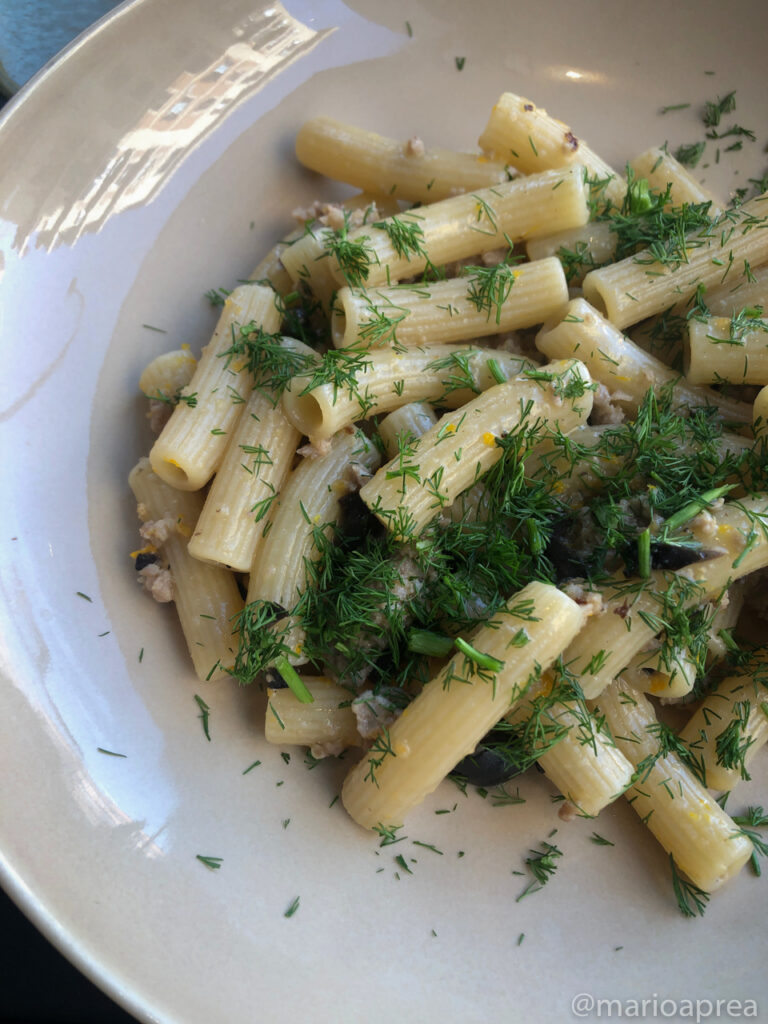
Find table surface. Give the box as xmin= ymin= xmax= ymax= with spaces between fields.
xmin=1 ymin=10 xmax=137 ymax=1023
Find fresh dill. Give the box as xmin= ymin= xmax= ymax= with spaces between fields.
xmin=670 ymin=855 xmax=710 ymax=917
xmin=714 ymin=701 xmax=754 ymax=779
xmin=284 ymin=896 xmax=301 ymax=918
xmin=516 ymin=841 xmax=563 ymax=901
xmin=464 ymin=261 xmax=518 ymax=324
xmin=733 ymin=806 xmax=768 ymax=876
xmin=196 ymin=854 xmax=223 ymax=871
xmin=372 ymin=213 xmax=428 ymax=263
xmin=219 ymin=323 xmax=315 ymax=395
xmin=194 ymin=695 xmax=212 ymax=741
xmin=324 ymin=214 xmax=378 ymax=287
xmin=590 ymin=832 xmax=614 ymax=846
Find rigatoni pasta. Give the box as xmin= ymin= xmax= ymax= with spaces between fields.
xmin=128 ymin=89 xmax=768 ymax=918
xmin=129 ymin=458 xmax=243 ymax=680
xmin=330 ymin=257 xmax=568 ymax=349
xmin=149 ymin=284 xmax=281 ymax=490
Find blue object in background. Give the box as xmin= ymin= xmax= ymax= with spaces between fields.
xmin=0 ymin=0 xmax=122 ymax=94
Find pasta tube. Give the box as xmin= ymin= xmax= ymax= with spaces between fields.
xmin=686 ymin=313 xmax=768 ymax=385
xmin=265 ymin=678 xmax=360 ymax=753
xmin=536 ymin=298 xmax=752 ymax=423
xmin=378 ymin=402 xmax=438 ymax=459
xmin=581 ymin=192 xmax=768 ymax=330
xmin=246 ymin=430 xmax=381 ymax=607
xmin=702 ymin=262 xmax=768 ymax=317
xmin=129 ymin=458 xmax=243 ymax=681
xmin=594 ymin=680 xmax=753 ymax=891
xmin=681 ymin=658 xmax=768 ymax=790
xmin=315 ymin=167 xmax=589 ymax=290
xmin=629 ymin=148 xmax=723 ymax=212
xmin=526 ymin=222 xmax=618 ymax=284
xmin=622 ymin=645 xmax=699 ymax=700
xmin=188 ymin=338 xmax=317 ymax=571
xmin=295 ymin=117 xmax=512 ymax=203
xmin=278 ymin=194 xmax=400 ymax=312
xmin=537 ymin=710 xmax=634 ymax=818
xmin=282 ymin=345 xmax=532 ymax=442
xmin=139 ymin=347 xmax=197 ymax=399
xmin=330 ymin=257 xmax=568 ymax=349
xmin=563 ymin=495 xmax=768 ymax=699
xmin=477 ymin=92 xmax=626 ymax=205
xmin=341 ymin=581 xmax=586 ymax=829
xmin=360 ymin=358 xmax=594 ymax=537
xmin=149 ymin=284 xmax=281 ymax=490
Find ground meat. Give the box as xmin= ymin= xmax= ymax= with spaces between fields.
xmin=310 ymin=739 xmax=349 ymax=759
xmin=558 ymin=802 xmax=578 ymax=822
xmin=371 ymin=549 xmax=424 ymax=625
xmin=352 ymin=690 xmax=399 ymax=739
xmin=590 ymin=383 xmax=626 ymax=425
xmin=403 ymin=136 xmax=425 ymax=158
xmin=139 ymin=516 xmax=178 ymax=546
xmin=297 ymin=438 xmax=333 ymax=459
xmin=147 ymin=399 xmax=172 ymax=434
xmin=137 ymin=563 xmax=174 ymax=603
xmin=343 ymin=459 xmax=375 ymax=493
xmin=561 ymin=580 xmax=604 ymax=617
xmin=689 ymin=508 xmax=719 ymax=542
xmin=291 ymin=200 xmax=383 ymax=232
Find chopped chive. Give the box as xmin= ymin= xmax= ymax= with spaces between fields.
xmin=454 ymin=637 xmax=504 ymax=672
xmin=275 ymin=655 xmax=314 ymax=703
xmin=408 ymin=629 xmax=454 ymax=657
xmin=637 ymin=528 xmax=651 ymax=578
xmin=662 ymin=484 xmax=735 ymax=534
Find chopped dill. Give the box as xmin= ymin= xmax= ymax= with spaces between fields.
xmin=670 ymin=855 xmax=709 ymax=917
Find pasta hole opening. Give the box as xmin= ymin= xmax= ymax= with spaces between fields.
xmin=581 ymin=277 xmax=608 ymax=317
xmin=330 ymin=308 xmax=347 ymax=347
xmin=297 ymin=394 xmax=325 ymax=435
xmin=160 ymin=460 xmax=190 ymax=488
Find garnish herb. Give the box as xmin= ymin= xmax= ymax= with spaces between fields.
xmin=194 ymin=694 xmax=212 ymax=741
xmin=590 ymin=832 xmax=615 ymax=847
xmin=516 ymin=841 xmax=562 ymax=900
xmin=733 ymin=806 xmax=768 ymax=875
xmin=670 ymin=855 xmax=710 ymax=917
xmin=196 ymin=855 xmax=223 ymax=870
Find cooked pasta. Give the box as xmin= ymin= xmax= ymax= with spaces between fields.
xmin=128 ymin=90 xmax=768 ymax=916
